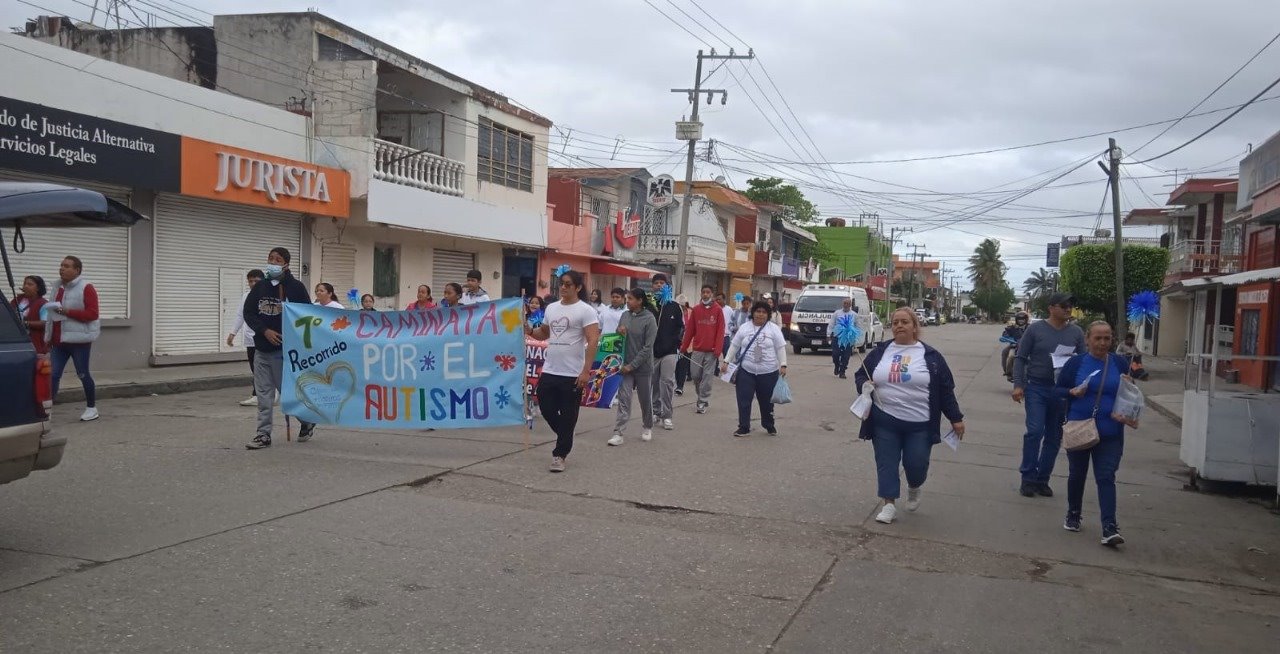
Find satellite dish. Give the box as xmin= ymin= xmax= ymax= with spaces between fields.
xmin=714 ymin=176 xmax=727 ymax=185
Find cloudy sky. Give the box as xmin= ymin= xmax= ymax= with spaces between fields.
xmin=7 ymin=0 xmax=1279 ymax=289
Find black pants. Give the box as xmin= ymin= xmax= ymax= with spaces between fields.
xmin=536 ymin=374 xmax=583 ymax=459
xmin=675 ymin=355 xmax=691 ymax=390
xmin=246 ymin=347 xmax=257 ymax=395
xmin=831 ymin=344 xmax=852 ymax=375
xmin=735 ymin=369 xmax=779 ymax=432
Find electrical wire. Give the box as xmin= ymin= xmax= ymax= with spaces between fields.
xmin=1128 ymin=72 xmax=1280 ymax=165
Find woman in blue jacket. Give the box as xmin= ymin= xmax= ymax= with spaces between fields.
xmin=1055 ymin=320 xmax=1138 ymax=547
xmin=855 ymin=308 xmax=965 ymax=525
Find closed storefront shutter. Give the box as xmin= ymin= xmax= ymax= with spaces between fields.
xmin=153 ymin=195 xmax=302 ymax=358
xmin=432 ymin=249 xmax=476 ymax=290
xmin=0 ymin=170 xmax=131 ymax=319
xmin=320 ymin=244 xmax=356 ymax=307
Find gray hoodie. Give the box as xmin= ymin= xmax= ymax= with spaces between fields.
xmin=618 ymin=307 xmax=658 ymax=374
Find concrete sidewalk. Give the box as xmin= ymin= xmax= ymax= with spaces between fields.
xmin=54 ymin=361 xmax=252 ymax=403
xmin=1138 ymin=354 xmax=1254 ymax=427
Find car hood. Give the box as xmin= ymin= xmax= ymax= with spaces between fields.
xmin=0 ymin=182 xmax=148 ymax=227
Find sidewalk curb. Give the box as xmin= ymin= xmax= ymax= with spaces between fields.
xmin=56 ymin=374 xmax=253 ymax=403
xmin=1144 ymin=395 xmax=1182 ymax=428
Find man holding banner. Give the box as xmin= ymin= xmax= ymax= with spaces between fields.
xmin=527 ymin=269 xmax=600 ymax=473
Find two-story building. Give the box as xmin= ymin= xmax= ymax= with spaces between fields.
xmin=29 ymin=11 xmax=553 ymax=310
xmin=673 ymin=181 xmax=757 ymax=299
xmin=636 ymin=185 xmax=728 ymax=296
xmin=1224 ymin=135 xmax=1280 ymax=390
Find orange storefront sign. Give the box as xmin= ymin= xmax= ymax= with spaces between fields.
xmin=179 ymin=137 xmax=350 ymax=218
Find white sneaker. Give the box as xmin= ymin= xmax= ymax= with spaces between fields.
xmin=641 ymin=429 xmax=652 ymax=442
xmin=607 ymin=434 xmax=624 ymax=446
xmin=875 ymin=503 xmax=897 ymax=524
xmin=906 ymin=487 xmax=922 ymax=512
xmin=79 ymin=407 xmax=100 ymax=422
xmin=239 ymin=396 xmax=258 ymax=406
xmin=662 ymin=418 xmax=674 ymax=431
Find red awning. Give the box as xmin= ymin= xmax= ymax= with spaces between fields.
xmin=590 ymin=260 xmax=663 ymax=279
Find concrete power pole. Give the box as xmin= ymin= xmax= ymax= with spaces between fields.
xmin=1102 ymin=138 xmax=1127 ymax=339
xmin=671 ymin=48 xmax=754 ymax=296
xmin=886 ymin=226 xmax=912 ymax=308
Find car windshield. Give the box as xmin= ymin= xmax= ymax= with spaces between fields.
xmin=795 ymin=296 xmax=847 ymax=312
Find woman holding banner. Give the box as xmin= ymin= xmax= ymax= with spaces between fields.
xmin=608 ymin=288 xmax=657 ymax=446
xmin=527 ymin=269 xmax=600 ymax=473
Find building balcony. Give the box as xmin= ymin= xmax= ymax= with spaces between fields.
xmin=638 ymin=234 xmax=727 ymax=270
xmin=781 ymin=256 xmax=801 ymax=278
xmin=1165 ymin=239 xmax=1241 ymax=283
xmin=373 ymin=138 xmax=465 ymax=197
xmin=754 ymin=249 xmax=783 ymax=276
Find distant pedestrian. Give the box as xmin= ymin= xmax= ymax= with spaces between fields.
xmin=722 ymin=300 xmax=788 ymax=437
xmin=609 ymin=288 xmax=657 ymax=446
xmin=1058 ymin=321 xmax=1136 ymax=546
xmin=597 ymin=287 xmax=626 ymax=335
xmin=226 ymin=269 xmax=264 ymax=407
xmin=674 ymin=296 xmax=692 ymax=396
xmin=718 ymin=292 xmax=734 ymax=355
xmin=1116 ymin=333 xmax=1148 ymax=381
xmin=243 ymin=247 xmax=316 ymax=449
xmin=681 ymin=284 xmax=726 ymax=414
xmin=1012 ymin=292 xmax=1085 ymax=498
xmin=440 ymin=283 xmax=463 ymax=308
xmin=360 ymin=294 xmax=377 ymax=311
xmin=461 ymin=270 xmax=491 ymax=305
xmin=12 ymin=275 xmax=48 ymax=354
xmin=764 ymin=294 xmax=783 ymax=327
xmin=729 ymin=295 xmax=753 ymax=335
xmin=828 ymin=297 xmax=858 ymax=379
xmin=856 ymin=308 xmax=965 ymax=525
xmin=648 ymin=273 xmax=683 ymax=431
xmin=588 ymin=288 xmax=604 ymax=311
xmin=407 ymin=285 xmax=436 ymax=310
xmin=527 ymin=269 xmax=600 ymax=472
xmin=314 ymin=282 xmax=344 ymax=309
xmin=48 ymin=256 xmax=101 ymax=422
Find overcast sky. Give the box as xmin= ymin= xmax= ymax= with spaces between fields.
xmin=7 ymin=0 xmax=1279 ymax=290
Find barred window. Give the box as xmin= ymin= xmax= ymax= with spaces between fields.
xmin=477 ymin=118 xmax=534 ymax=192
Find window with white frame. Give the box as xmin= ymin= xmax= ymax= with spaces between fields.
xmin=477 ymin=117 xmax=534 ymax=192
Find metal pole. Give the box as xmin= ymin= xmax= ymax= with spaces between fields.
xmin=1108 ymin=138 xmax=1128 ymax=340
xmin=673 ymin=51 xmax=703 ymax=298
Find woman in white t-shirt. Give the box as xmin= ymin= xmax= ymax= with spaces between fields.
xmin=854 ymin=307 xmax=965 ymax=525
xmin=721 ymin=300 xmax=788 ymax=437
xmin=526 ymin=270 xmax=601 ymax=473
xmin=314 ymin=283 xmax=346 ymax=309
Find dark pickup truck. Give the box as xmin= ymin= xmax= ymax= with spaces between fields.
xmin=0 ymin=182 xmax=145 ymax=485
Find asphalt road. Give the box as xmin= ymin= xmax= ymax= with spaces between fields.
xmin=2 ymin=324 xmax=1277 ymax=652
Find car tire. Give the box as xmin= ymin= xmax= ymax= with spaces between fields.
xmin=792 ymin=342 xmax=803 ymax=355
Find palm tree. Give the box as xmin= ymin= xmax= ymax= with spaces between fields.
xmin=1023 ymin=268 xmax=1058 ymax=297
xmin=967 ymin=238 xmax=1008 ymax=291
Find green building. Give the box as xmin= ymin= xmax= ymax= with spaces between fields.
xmin=808 ymin=224 xmax=892 ymax=282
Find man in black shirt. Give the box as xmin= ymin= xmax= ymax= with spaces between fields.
xmin=242 ymin=246 xmax=315 ymax=449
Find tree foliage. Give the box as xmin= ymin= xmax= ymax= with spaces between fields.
xmin=972 ymin=283 xmax=1017 ymax=321
xmin=743 ymin=177 xmax=819 ymax=225
xmin=967 ymin=238 xmax=1008 ymax=291
xmin=1058 ymin=244 xmax=1170 ymax=325
xmin=962 ymin=305 xmax=979 ymax=318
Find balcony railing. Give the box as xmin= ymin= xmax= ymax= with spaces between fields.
xmin=638 ymin=234 xmax=727 ymax=268
xmin=1168 ymin=239 xmax=1241 ymax=276
xmin=374 ymin=138 xmax=465 ymax=197
xmin=781 ymin=255 xmax=801 ymax=278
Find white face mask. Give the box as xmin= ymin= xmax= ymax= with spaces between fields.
xmin=264 ymin=264 xmax=284 ymax=279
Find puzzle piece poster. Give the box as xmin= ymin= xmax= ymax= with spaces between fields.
xmin=580 ymin=332 xmax=625 ymax=409
xmin=281 ymin=300 xmax=526 ymax=429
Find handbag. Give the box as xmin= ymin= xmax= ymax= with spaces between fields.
xmin=1062 ymin=355 xmax=1108 ymax=452
xmin=729 ymin=325 xmax=766 ymax=384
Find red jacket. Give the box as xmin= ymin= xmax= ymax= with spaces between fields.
xmin=11 ymin=296 xmax=48 ymax=353
xmin=681 ymin=301 xmax=725 ymax=353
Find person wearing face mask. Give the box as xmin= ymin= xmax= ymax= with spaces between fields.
xmin=439 ymin=283 xmax=463 ymax=308
xmin=680 ymin=284 xmax=727 ymax=415
xmin=242 ymin=247 xmax=316 ymax=450
xmin=461 ymin=270 xmax=491 ymax=305
xmin=648 ymin=273 xmax=684 ymax=431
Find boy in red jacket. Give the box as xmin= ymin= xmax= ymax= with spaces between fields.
xmin=681 ymin=284 xmax=726 ymax=414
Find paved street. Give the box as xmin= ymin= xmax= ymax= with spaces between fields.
xmin=2 ymin=324 xmax=1278 ymax=653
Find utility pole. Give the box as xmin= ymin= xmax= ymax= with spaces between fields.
xmin=1100 ymin=138 xmax=1127 ymax=339
xmin=671 ymin=48 xmax=754 ymax=296
xmin=886 ymin=226 xmax=912 ymax=308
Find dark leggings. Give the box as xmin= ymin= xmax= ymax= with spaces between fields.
xmin=246 ymin=347 xmax=257 ymax=395
xmin=51 ymin=343 xmax=95 ymax=407
xmin=536 ymin=374 xmax=583 ymax=459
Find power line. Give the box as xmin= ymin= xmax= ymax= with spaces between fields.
xmin=1128 ymin=72 xmax=1280 ymax=165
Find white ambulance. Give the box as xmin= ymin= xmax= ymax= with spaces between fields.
xmin=787 ymin=284 xmax=874 ymax=354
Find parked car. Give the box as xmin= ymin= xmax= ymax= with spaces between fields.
xmin=0 ymin=182 xmax=146 ymax=485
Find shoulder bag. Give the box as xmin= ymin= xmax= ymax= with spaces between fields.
xmin=1062 ymin=355 xmax=1107 ymax=452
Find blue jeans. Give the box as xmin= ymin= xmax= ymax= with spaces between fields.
xmin=1067 ymin=436 xmax=1124 ymax=529
xmin=734 ymin=369 xmax=779 ymax=432
xmin=1021 ymin=381 xmax=1064 ymax=484
xmin=51 ymin=343 xmax=95 ymax=407
xmin=870 ymin=405 xmax=933 ymax=499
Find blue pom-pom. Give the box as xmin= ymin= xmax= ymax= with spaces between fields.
xmin=733 ymin=292 xmax=744 ymax=303
xmin=347 ymin=288 xmax=359 ymax=302
xmin=834 ymin=313 xmax=862 ymax=349
xmin=1127 ymin=290 xmax=1160 ymax=322
xmin=529 ymin=309 xmax=545 ymax=328
xmin=553 ymin=264 xmax=572 ymax=279
xmin=656 ymin=285 xmax=673 ymax=305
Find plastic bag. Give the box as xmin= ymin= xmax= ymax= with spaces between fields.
xmin=1111 ymin=377 xmax=1144 ymax=425
xmin=771 ymin=376 xmax=793 ymax=404
xmin=849 ymin=381 xmax=875 ymax=420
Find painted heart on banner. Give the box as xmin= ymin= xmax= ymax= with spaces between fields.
xmin=295 ymin=360 xmax=357 ymax=423
xmin=549 ymin=316 xmax=570 ymax=337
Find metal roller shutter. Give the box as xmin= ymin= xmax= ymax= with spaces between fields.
xmin=0 ymin=170 xmax=132 ymax=319
xmin=320 ymin=243 xmax=356 ymax=307
xmin=153 ymin=195 xmax=302 ymax=357
xmin=432 ymin=249 xmax=476 ymax=291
